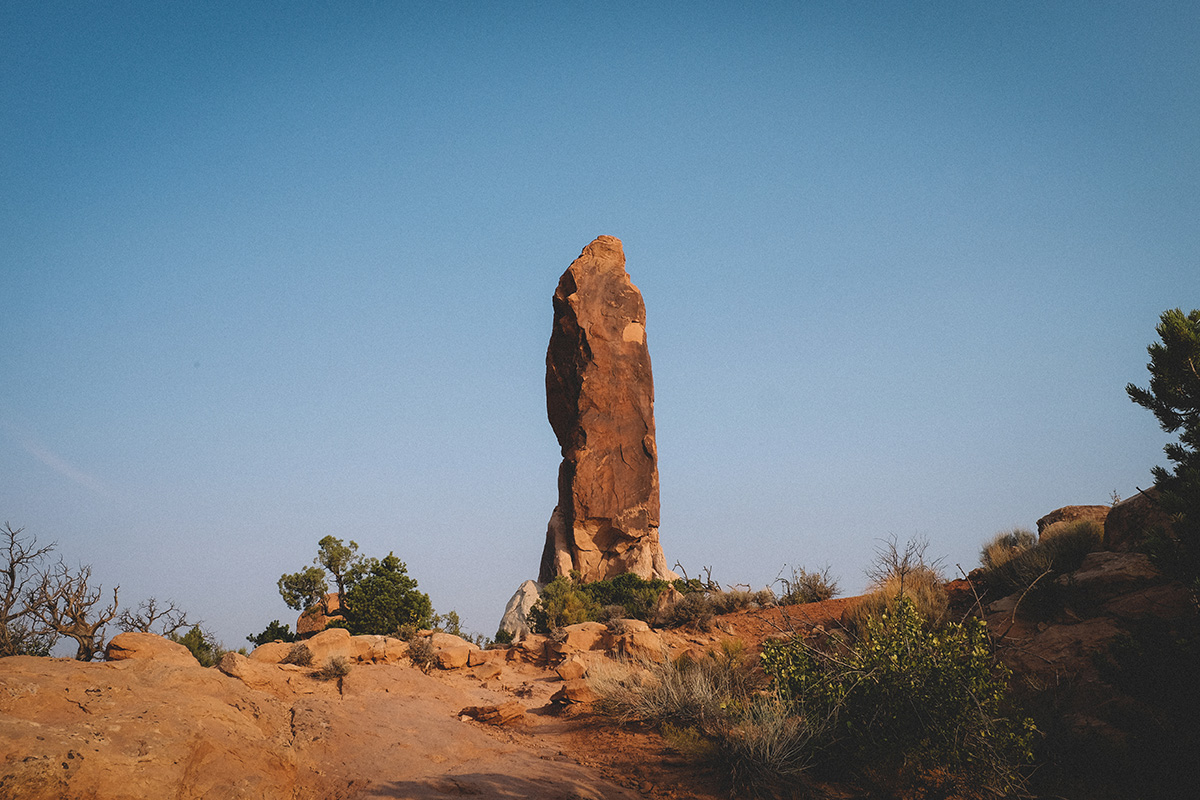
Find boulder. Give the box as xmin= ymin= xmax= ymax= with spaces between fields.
xmin=498 ymin=579 xmax=540 ymax=643
xmin=1102 ymin=583 xmax=1196 ymax=620
xmin=302 ymin=627 xmax=354 ymax=665
xmin=539 ymin=236 xmax=676 ymax=584
xmin=105 ymin=632 xmax=199 ymax=668
xmin=513 ymin=634 xmax=548 ymax=664
xmin=436 ymin=645 xmax=473 ymax=670
xmin=551 ymin=678 xmax=601 ymax=706
xmin=217 ymin=652 xmax=318 ymax=698
xmin=249 ymin=640 xmax=294 ymax=663
xmin=467 ymin=648 xmax=506 ymax=667
xmin=556 ymin=656 xmax=588 ymax=681
xmin=547 ymin=621 xmax=609 ymax=663
xmin=430 ymin=632 xmax=478 ymax=651
xmin=296 ymin=593 xmax=344 ymax=636
xmin=1037 ymin=505 xmax=1110 ymax=536
xmin=353 ymin=635 xmax=408 ymax=664
xmin=610 ymin=628 xmax=666 ymax=663
xmin=1105 ymin=488 xmax=1172 ymax=551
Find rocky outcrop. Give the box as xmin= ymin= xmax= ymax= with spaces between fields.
xmin=498 ymin=579 xmax=541 ymax=642
xmin=1036 ymin=505 xmax=1110 ymax=536
xmin=1104 ymin=488 xmax=1172 ymax=551
xmin=296 ymin=593 xmax=343 ymax=636
xmin=539 ymin=236 xmax=675 ymax=584
xmin=105 ymin=632 xmax=200 ymax=667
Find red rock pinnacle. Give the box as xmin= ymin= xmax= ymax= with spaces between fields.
xmin=539 ymin=236 xmax=676 ymax=584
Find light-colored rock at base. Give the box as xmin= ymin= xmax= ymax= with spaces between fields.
xmin=105 ymin=632 xmax=199 ymax=668
xmin=498 ymin=579 xmax=540 ymax=642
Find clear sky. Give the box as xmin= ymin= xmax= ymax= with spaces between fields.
xmin=2 ymin=2 xmax=1197 ymax=648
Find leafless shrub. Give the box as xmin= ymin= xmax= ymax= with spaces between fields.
xmin=313 ymin=655 xmax=351 ymax=680
xmin=281 ymin=643 xmax=314 ymax=666
xmin=30 ymin=559 xmax=119 ymax=661
xmin=0 ymin=523 xmax=57 ymax=657
xmin=776 ymin=565 xmax=840 ymax=605
xmin=407 ymin=635 xmax=437 ymax=672
xmin=117 ymin=597 xmax=191 ymax=637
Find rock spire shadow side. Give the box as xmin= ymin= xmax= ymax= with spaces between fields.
xmin=539 ymin=236 xmax=676 ymax=584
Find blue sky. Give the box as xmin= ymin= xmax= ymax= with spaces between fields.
xmin=2 ymin=2 xmax=1197 ymax=648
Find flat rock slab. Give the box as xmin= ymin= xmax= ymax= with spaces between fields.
xmin=0 ymin=653 xmax=640 ymax=800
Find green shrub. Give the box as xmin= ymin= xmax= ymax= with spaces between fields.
xmin=246 ymin=619 xmax=296 ymax=646
xmin=584 ymin=572 xmax=674 ymax=620
xmin=762 ymin=596 xmax=1035 ymax=791
xmin=492 ymin=627 xmax=515 ymax=646
xmin=527 ymin=574 xmax=600 ymax=633
xmin=844 ymin=566 xmax=949 ymax=635
xmin=338 ymin=553 xmax=433 ymax=635
xmin=980 ymin=528 xmax=1036 ymax=570
xmin=776 ymin=566 xmax=839 ymax=605
xmin=170 ymin=625 xmax=222 ymax=667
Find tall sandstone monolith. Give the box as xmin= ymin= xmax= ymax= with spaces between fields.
xmin=539 ymin=236 xmax=676 ymax=584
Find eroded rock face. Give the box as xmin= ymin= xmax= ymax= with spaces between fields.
xmin=539 ymin=236 xmax=675 ymax=584
xmin=1036 ymin=505 xmax=1110 ymax=536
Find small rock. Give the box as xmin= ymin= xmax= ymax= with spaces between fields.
xmin=459 ymin=701 xmax=526 ymax=726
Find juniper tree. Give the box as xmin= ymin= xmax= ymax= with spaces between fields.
xmin=1127 ymin=308 xmax=1200 ymax=585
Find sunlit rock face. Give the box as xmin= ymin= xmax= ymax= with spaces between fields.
xmin=538 ymin=236 xmax=676 ymax=584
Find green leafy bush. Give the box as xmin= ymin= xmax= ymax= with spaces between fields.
xmin=761 ymin=596 xmax=1035 ymax=791
xmin=170 ymin=625 xmax=222 ymax=667
xmin=246 ymin=619 xmax=296 ymax=646
xmin=527 ymin=574 xmax=600 ymax=633
xmin=337 ymin=553 xmax=433 ymax=635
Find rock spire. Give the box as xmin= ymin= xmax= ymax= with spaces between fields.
xmin=538 ymin=236 xmax=676 ymax=584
